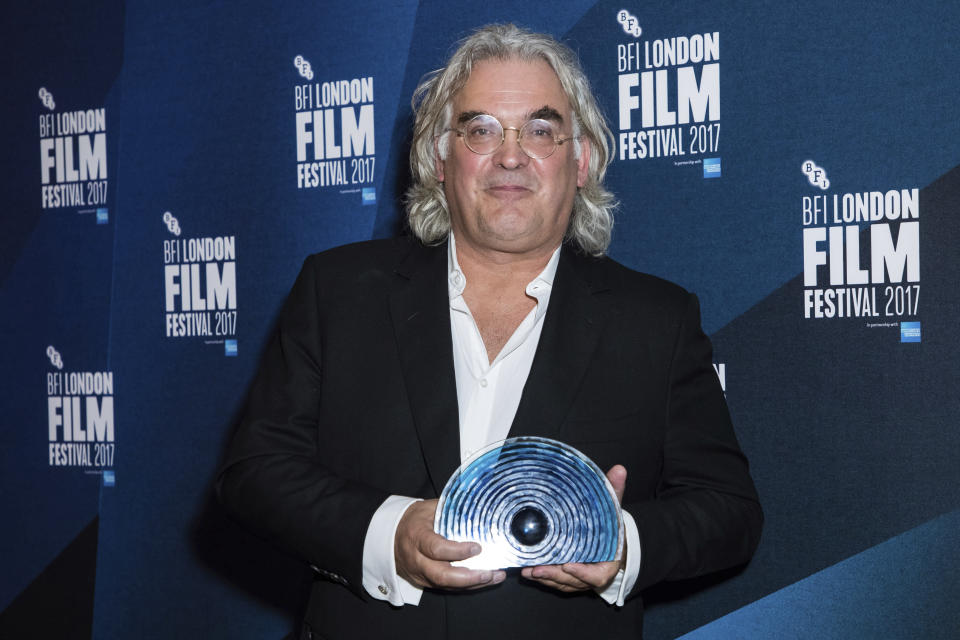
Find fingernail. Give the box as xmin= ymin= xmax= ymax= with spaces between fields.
xmin=469 ymin=544 xmax=482 ymax=556
xmin=493 ymin=571 xmax=506 ymax=584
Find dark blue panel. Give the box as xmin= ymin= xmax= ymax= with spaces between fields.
xmin=681 ymin=510 xmax=960 ymax=639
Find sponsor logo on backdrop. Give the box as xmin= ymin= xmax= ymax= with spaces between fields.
xmin=617 ymin=10 xmax=642 ymax=38
xmin=294 ymin=55 xmax=314 ymax=80
xmin=293 ymin=57 xmax=376 ymax=196
xmin=46 ymin=345 xmax=64 ymax=369
xmin=703 ymin=157 xmax=721 ymax=178
xmin=46 ymin=347 xmax=115 ymax=469
xmin=162 ymin=213 xmax=238 ymax=346
xmin=900 ymin=321 xmax=921 ymax=343
xmin=616 ymin=17 xmax=720 ymax=162
xmin=802 ymin=160 xmax=829 ymax=190
xmin=163 ymin=211 xmax=182 ymax=235
xmin=38 ymin=88 xmax=109 ymax=215
xmin=801 ymin=162 xmax=920 ymax=325
xmin=39 ymin=87 xmax=56 ymax=110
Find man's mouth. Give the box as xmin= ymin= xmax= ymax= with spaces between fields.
xmin=486 ymin=182 xmax=533 ymax=194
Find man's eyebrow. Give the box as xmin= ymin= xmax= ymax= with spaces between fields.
xmin=528 ymin=106 xmax=564 ymax=123
xmin=455 ymin=107 xmax=564 ymax=125
xmin=456 ymin=110 xmax=486 ymax=124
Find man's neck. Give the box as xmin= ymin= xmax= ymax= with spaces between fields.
xmin=452 ymin=235 xmax=560 ymax=294
xmin=450 ymin=233 xmax=561 ymax=363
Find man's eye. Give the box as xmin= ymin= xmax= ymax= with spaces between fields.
xmin=469 ymin=127 xmax=494 ymax=137
xmin=526 ymin=121 xmax=555 ymax=138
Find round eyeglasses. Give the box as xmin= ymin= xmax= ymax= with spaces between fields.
xmin=447 ymin=114 xmax=576 ymax=160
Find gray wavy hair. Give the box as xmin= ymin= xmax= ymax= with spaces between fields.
xmin=406 ymin=23 xmax=616 ymax=256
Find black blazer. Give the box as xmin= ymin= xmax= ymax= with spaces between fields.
xmin=218 ymin=237 xmax=762 ymax=640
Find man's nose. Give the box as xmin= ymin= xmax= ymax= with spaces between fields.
xmin=493 ymin=127 xmax=529 ymax=169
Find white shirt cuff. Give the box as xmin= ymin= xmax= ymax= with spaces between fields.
xmin=596 ymin=510 xmax=641 ymax=606
xmin=362 ymin=495 xmax=424 ymax=606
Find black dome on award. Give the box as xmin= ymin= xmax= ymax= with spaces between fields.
xmin=434 ymin=437 xmax=624 ymax=569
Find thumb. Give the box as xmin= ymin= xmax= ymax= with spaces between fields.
xmin=605 ymin=464 xmax=627 ymax=504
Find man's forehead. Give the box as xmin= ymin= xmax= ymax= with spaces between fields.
xmin=452 ymin=58 xmax=570 ymax=116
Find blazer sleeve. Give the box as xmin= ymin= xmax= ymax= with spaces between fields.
xmin=216 ymin=255 xmax=389 ymax=599
xmin=627 ymin=293 xmax=763 ymax=593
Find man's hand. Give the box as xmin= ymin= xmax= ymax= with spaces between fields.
xmin=520 ymin=464 xmax=627 ymax=592
xmin=395 ymin=498 xmax=507 ymax=590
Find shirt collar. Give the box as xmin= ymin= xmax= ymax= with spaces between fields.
xmin=447 ymin=233 xmax=561 ymax=302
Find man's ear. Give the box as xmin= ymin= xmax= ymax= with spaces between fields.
xmin=435 ymin=136 xmax=446 ymax=183
xmin=576 ymin=137 xmax=591 ymax=188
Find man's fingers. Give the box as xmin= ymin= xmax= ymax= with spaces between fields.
xmin=421 ymin=562 xmax=505 ymax=589
xmin=418 ymin=533 xmax=481 ymax=562
xmin=606 ymin=464 xmax=627 ymax=504
xmin=520 ymin=560 xmax=621 ymax=593
xmin=395 ymin=499 xmax=506 ymax=590
xmin=521 ymin=565 xmax=590 ymax=590
xmin=560 ymin=561 xmax=619 ymax=589
xmin=464 ymin=571 xmax=507 ymax=590
xmin=528 ymin=576 xmax=582 ymax=592
xmin=451 ymin=568 xmax=505 ymax=589
xmin=403 ymin=550 xmax=505 ymax=590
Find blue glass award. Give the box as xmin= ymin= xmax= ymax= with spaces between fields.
xmin=434 ymin=437 xmax=623 ymax=569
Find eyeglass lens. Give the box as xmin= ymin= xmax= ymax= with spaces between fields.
xmin=461 ymin=114 xmax=561 ymax=159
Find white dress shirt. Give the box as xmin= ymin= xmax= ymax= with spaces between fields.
xmin=361 ymin=235 xmax=641 ymax=606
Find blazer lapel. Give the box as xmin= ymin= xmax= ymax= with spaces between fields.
xmin=509 ymin=246 xmax=612 ymax=441
xmin=389 ymin=240 xmax=461 ymax=496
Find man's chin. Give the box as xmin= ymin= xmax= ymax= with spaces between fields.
xmin=472 ymin=228 xmax=562 ymax=257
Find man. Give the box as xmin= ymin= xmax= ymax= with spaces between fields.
xmin=218 ymin=24 xmax=762 ymax=639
